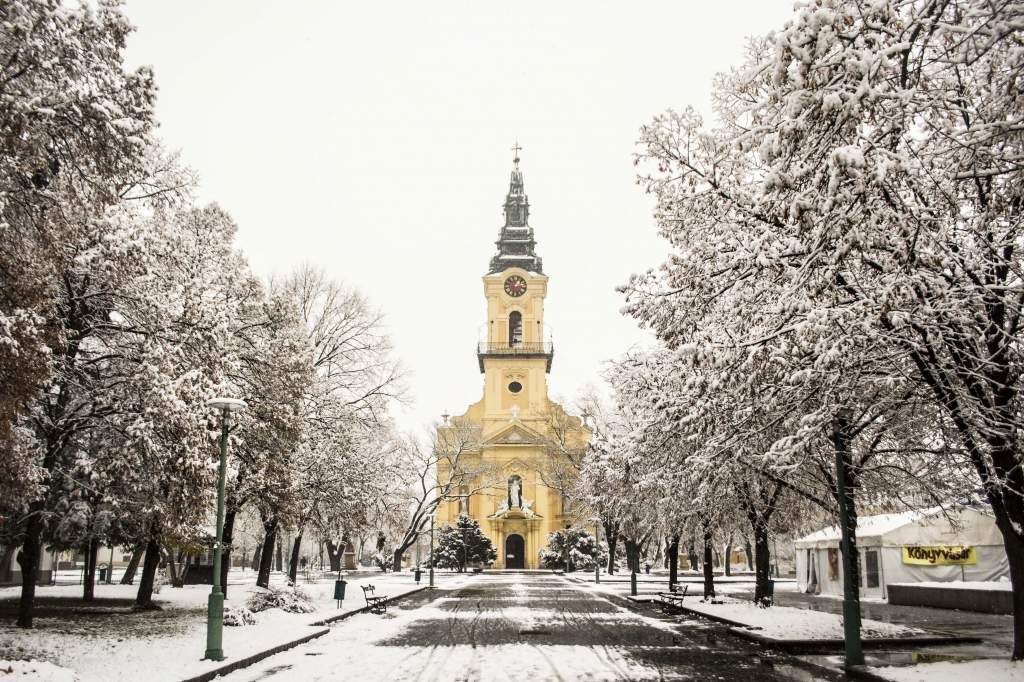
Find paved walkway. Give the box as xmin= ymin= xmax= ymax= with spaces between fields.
xmin=222 ymin=572 xmax=844 ymax=681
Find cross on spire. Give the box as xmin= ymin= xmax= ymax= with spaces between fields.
xmin=511 ymin=141 xmax=522 ymax=165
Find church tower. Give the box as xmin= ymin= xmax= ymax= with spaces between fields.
xmin=435 ymin=147 xmax=588 ymax=570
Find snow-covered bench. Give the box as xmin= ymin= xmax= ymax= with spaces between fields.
xmin=658 ymin=584 xmax=688 ymax=613
xmin=361 ymin=584 xmax=389 ymax=614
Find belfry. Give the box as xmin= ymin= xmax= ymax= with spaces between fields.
xmin=435 ymin=147 xmax=589 ymax=569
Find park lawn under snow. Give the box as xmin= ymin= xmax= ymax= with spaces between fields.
xmin=0 ymin=659 xmax=75 ymax=681
xmin=682 ymin=599 xmax=923 ymax=641
xmin=869 ymin=659 xmax=1024 ymax=681
xmin=0 ymin=569 xmax=436 ymax=681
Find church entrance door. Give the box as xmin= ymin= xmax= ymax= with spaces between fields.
xmin=505 ymin=534 xmax=525 ymax=569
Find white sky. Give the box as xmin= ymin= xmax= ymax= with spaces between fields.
xmin=122 ymin=0 xmax=795 ymax=434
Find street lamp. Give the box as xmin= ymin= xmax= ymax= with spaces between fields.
xmin=563 ymin=523 xmax=571 ymax=574
xmin=833 ymin=406 xmax=864 ymax=667
xmin=429 ymin=512 xmax=437 ymax=588
xmin=590 ymin=517 xmax=601 ymax=584
xmin=204 ymin=397 xmax=246 ymax=662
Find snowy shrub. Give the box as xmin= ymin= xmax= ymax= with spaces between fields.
xmin=223 ymin=606 xmax=257 ymax=626
xmin=246 ymin=584 xmax=316 ymax=613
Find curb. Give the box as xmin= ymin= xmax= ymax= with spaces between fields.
xmin=725 ymin=626 xmax=980 ymax=652
xmin=611 ymin=593 xmax=978 ymax=682
xmin=181 ymin=627 xmax=330 ymax=682
xmin=670 ymin=603 xmax=979 ymax=652
xmin=180 ymin=585 xmax=430 ymax=682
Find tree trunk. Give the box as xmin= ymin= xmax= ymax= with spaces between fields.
xmin=220 ymin=509 xmax=236 ymax=598
xmin=687 ymin=540 xmax=699 ymax=574
xmin=603 ymin=521 xmax=618 ymax=574
xmin=702 ymin=522 xmax=715 ymax=599
xmin=744 ymin=539 xmax=754 ymax=571
xmin=120 ymin=547 xmax=143 ymax=585
xmin=724 ymin=538 xmax=733 ymax=577
xmin=257 ymin=519 xmax=277 ymax=588
xmin=83 ymin=539 xmax=99 ymax=601
xmin=624 ymin=538 xmax=641 ymax=574
xmin=288 ymin=531 xmax=303 ymax=584
xmin=996 ymin=513 xmax=1024 ymax=660
xmin=251 ymin=543 xmax=261 ymax=571
xmin=275 ymin=536 xmax=283 ymax=572
xmin=752 ymin=518 xmax=773 ymax=606
xmin=668 ymin=534 xmax=679 ymax=590
xmin=326 ymin=539 xmax=342 ymax=572
xmin=15 ymin=509 xmax=44 ymax=628
xmin=134 ymin=537 xmax=162 ymax=611
xmin=392 ymin=546 xmax=406 ymax=573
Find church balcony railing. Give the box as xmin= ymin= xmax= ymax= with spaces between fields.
xmin=477 ymin=341 xmax=553 ymax=373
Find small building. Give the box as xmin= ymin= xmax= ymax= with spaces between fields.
xmin=0 ymin=546 xmax=55 ymax=586
xmin=794 ymin=506 xmax=1008 ymax=600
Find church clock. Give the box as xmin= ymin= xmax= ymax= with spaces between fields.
xmin=504 ymin=275 xmax=527 ymax=297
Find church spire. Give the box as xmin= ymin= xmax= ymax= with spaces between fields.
xmin=488 ymin=143 xmax=544 ymax=274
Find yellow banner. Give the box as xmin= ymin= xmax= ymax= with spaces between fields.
xmin=901 ymin=546 xmax=976 ymax=565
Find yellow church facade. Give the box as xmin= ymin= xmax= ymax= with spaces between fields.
xmin=434 ymin=151 xmax=589 ymax=570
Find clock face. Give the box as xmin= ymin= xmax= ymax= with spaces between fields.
xmin=504 ymin=275 xmax=527 ymax=297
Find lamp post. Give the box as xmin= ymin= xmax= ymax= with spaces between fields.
xmin=591 ymin=518 xmax=601 ymax=584
xmin=563 ymin=523 xmax=571 ymax=574
xmin=429 ymin=512 xmax=436 ymax=588
xmin=832 ymin=406 xmax=864 ymax=667
xmin=461 ymin=524 xmax=468 ymax=574
xmin=204 ymin=397 xmax=246 ymax=662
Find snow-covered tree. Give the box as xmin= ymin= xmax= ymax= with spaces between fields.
xmin=539 ymin=527 xmax=606 ymax=571
xmin=430 ymin=515 xmax=496 ymax=572
xmin=387 ymin=420 xmax=497 ymax=571
xmin=622 ymin=0 xmax=1024 ymax=655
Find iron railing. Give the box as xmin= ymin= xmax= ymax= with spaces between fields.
xmin=477 ymin=341 xmax=554 ymax=372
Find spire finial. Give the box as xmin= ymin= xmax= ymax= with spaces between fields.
xmin=511 ymin=140 xmax=522 ymax=166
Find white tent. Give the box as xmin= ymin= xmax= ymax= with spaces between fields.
xmin=794 ymin=506 xmax=1008 ymax=600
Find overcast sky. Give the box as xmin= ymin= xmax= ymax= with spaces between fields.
xmin=122 ymin=0 xmax=795 ymax=435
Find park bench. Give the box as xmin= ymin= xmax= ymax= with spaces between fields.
xmin=658 ymin=584 xmax=688 ymax=614
xmin=361 ymin=584 xmax=389 ymax=614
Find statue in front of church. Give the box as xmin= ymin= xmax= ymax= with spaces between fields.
xmin=508 ymin=476 xmax=522 ymax=509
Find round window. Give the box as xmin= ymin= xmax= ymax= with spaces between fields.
xmin=508 ymin=381 xmax=523 ymax=393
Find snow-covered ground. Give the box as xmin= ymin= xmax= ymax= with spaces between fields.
xmin=869 ymin=659 xmax=1024 ymax=681
xmin=0 ymin=568 xmax=456 ymax=681
xmin=0 ymin=659 xmax=75 ymax=681
xmin=680 ymin=598 xmax=923 ymax=640
xmin=219 ymin=572 xmax=685 ymax=681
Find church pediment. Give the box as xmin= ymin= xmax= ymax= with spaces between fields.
xmin=483 ymin=423 xmax=546 ymax=446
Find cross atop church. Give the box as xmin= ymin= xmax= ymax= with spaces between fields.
xmin=511 ymin=141 xmax=522 ymax=165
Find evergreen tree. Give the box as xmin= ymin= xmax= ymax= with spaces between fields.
xmin=431 ymin=515 xmax=496 ymax=572
xmin=540 ymin=528 xmax=606 ymax=571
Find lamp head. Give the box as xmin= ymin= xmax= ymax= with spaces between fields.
xmin=207 ymin=397 xmax=247 ymax=413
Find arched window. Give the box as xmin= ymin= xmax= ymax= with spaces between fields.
xmin=508 ymin=311 xmax=523 ymax=346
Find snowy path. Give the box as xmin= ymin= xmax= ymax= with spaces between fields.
xmin=220 ymin=572 xmax=841 ymax=681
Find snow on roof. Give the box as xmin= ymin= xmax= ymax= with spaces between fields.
xmin=795 ymin=507 xmax=944 ymax=546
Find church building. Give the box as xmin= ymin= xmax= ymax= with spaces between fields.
xmin=434 ymin=148 xmax=589 ymax=570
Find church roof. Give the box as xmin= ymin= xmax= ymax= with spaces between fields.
xmin=488 ymin=146 xmax=544 ymax=275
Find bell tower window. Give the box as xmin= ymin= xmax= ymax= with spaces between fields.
xmin=508 ymin=311 xmax=523 ymax=347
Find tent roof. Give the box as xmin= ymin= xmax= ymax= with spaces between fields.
xmin=793 ymin=506 xmax=1001 ymax=548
